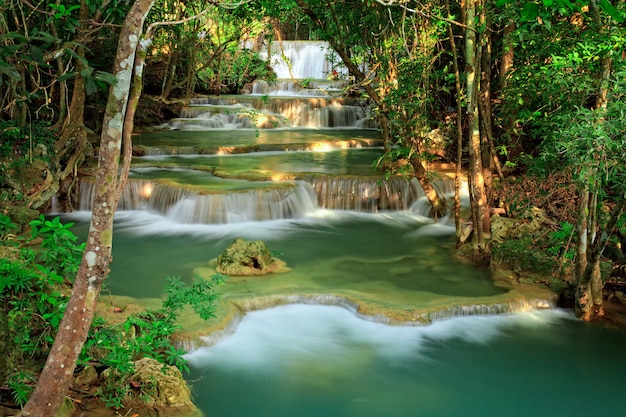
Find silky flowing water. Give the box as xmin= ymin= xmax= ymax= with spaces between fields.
xmin=62 ymin=59 xmax=626 ymax=415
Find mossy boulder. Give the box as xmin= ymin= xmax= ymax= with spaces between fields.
xmin=131 ymin=357 xmax=192 ymax=407
xmin=216 ymin=238 xmax=286 ymax=276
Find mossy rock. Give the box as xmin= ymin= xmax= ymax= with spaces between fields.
xmin=131 ymin=357 xmax=192 ymax=407
xmin=216 ymin=238 xmax=287 ymax=276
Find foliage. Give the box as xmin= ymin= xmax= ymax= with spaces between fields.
xmin=0 ymin=213 xmax=17 ymax=238
xmin=196 ymin=48 xmax=276 ymax=94
xmin=1 ymin=213 xmax=226 ymax=409
xmin=7 ymin=371 xmax=34 ymax=408
xmin=81 ymin=274 xmax=226 ymax=409
xmin=0 ymin=121 xmax=56 ymax=165
xmin=0 ymin=216 xmax=81 ymax=361
xmin=496 ymin=1 xmax=625 ymax=163
xmin=547 ymin=221 xmax=576 ymax=261
xmin=28 ymin=214 xmax=85 ymax=277
xmin=492 ymin=235 xmax=559 ymax=275
xmin=0 ymin=215 xmax=80 ymax=405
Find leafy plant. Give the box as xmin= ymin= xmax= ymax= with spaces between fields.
xmin=547 ymin=221 xmax=576 ymax=261
xmin=0 ymin=214 xmax=17 ymax=238
xmin=29 ymin=215 xmax=85 ymax=277
xmin=7 ymin=371 xmax=34 ymax=407
xmin=81 ymin=273 xmax=227 ymax=408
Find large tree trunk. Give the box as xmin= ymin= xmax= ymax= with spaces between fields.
xmin=18 ymin=1 xmax=155 ymax=415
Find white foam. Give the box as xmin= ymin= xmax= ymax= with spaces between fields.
xmin=184 ymin=304 xmax=574 ymax=371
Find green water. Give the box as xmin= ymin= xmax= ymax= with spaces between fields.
xmin=135 ymin=147 xmax=384 ymax=176
xmin=67 ymin=207 xmax=626 ymax=417
xmin=185 ymin=305 xmax=626 ymax=417
xmin=135 ymin=128 xmax=380 ymax=148
xmin=67 ymin=211 xmax=502 ymax=303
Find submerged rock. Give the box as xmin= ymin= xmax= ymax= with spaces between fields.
xmin=217 ymin=238 xmax=287 ymax=276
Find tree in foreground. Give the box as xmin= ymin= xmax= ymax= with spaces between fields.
xmin=17 ymin=1 xmax=157 ymax=415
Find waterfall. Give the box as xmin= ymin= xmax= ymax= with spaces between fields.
xmin=78 ymin=180 xmax=319 ymax=224
xmin=184 ymin=295 xmax=558 ymax=351
xmin=168 ymin=96 xmax=375 ymax=130
xmin=268 ymin=41 xmax=346 ymax=80
xmin=301 ymin=175 xmax=459 ymax=215
xmin=422 ymin=298 xmax=557 ymax=323
xmin=77 ymin=176 xmax=457 ymax=220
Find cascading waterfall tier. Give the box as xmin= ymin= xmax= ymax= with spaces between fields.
xmin=168 ymin=96 xmax=376 ymax=130
xmin=304 ymin=175 xmax=419 ymax=211
xmin=76 ymin=175 xmax=456 ymax=222
xmin=78 ymin=180 xmax=318 ymax=224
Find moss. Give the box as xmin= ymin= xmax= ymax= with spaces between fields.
xmin=216 ymin=238 xmax=283 ymax=276
xmin=101 ymin=229 xmax=113 ymax=246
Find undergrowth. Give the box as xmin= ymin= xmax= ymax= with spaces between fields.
xmin=0 ymin=214 xmax=226 ymax=410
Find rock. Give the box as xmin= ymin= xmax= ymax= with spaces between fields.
xmin=74 ymin=365 xmax=98 ymax=388
xmin=615 ymin=291 xmax=626 ymax=305
xmin=131 ymin=357 xmax=192 ymax=407
xmin=217 ymin=238 xmax=285 ymax=276
xmin=54 ymin=396 xmax=76 ymax=417
xmin=490 ymin=215 xmax=517 ymax=242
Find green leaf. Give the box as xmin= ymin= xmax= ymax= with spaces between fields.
xmin=94 ymin=71 xmax=119 ymax=87
xmin=520 ymin=3 xmax=540 ymax=22
xmin=599 ymin=0 xmax=624 ymax=23
xmin=0 ymin=61 xmax=20 ymax=81
xmin=57 ymin=71 xmax=78 ymax=82
xmin=554 ymin=0 xmax=576 ymax=10
xmin=84 ymin=76 xmax=98 ymax=96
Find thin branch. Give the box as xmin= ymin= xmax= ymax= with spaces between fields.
xmin=374 ymin=0 xmax=477 ymax=32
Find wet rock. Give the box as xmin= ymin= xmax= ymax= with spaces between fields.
xmin=217 ymin=238 xmax=286 ymax=276
xmin=131 ymin=357 xmax=192 ymax=407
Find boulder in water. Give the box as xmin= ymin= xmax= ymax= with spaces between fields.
xmin=217 ymin=238 xmax=286 ymax=276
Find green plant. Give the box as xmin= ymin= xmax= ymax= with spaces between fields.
xmin=81 ymin=273 xmax=227 ymax=408
xmin=1 ymin=257 xmax=67 ymax=356
xmin=7 ymin=371 xmax=34 ymax=407
xmin=492 ymin=236 xmax=557 ymax=275
xmin=0 ymin=214 xmax=17 ymax=238
xmin=547 ymin=221 xmax=576 ymax=261
xmin=29 ymin=215 xmax=85 ymax=277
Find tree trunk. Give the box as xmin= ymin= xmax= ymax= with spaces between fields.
xmin=465 ymin=0 xmax=490 ymax=252
xmin=576 ymin=198 xmax=625 ymax=320
xmin=18 ymin=1 xmax=155 ymax=415
xmin=445 ymin=0 xmax=465 ymax=247
xmin=499 ymin=22 xmax=515 ymax=91
xmin=479 ymin=13 xmax=493 ymax=204
xmin=410 ymin=154 xmax=446 ymax=218
xmin=575 ymin=187 xmax=589 ymax=281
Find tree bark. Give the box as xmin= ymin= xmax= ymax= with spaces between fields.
xmin=410 ymin=154 xmax=445 ymax=218
xmin=576 ymin=198 xmax=625 ymax=320
xmin=18 ymin=1 xmax=155 ymax=415
xmin=465 ymin=0 xmax=490 ymax=252
xmin=445 ymin=0 xmax=465 ymax=247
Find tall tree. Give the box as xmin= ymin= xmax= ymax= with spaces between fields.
xmin=17 ymin=0 xmax=156 ymax=414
